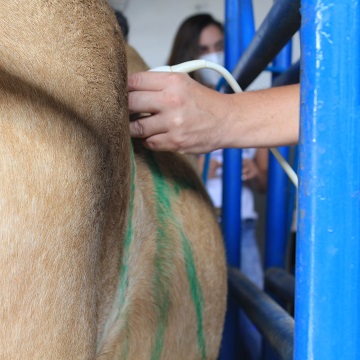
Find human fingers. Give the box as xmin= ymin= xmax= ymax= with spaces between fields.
xmin=129 ymin=114 xmax=168 ymax=139
xmin=128 ymin=71 xmax=188 ymax=92
xmin=242 ymin=160 xmax=258 ymax=180
xmin=141 ymin=133 xmax=182 ymax=153
xmin=128 ymin=90 xmax=161 ymax=115
xmin=208 ymin=159 xmax=220 ymax=178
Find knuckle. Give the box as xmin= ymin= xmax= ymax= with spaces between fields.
xmin=134 ymin=120 xmax=145 ymax=137
xmin=128 ymin=72 xmax=141 ymax=89
xmin=169 ymin=72 xmax=186 ymax=86
xmin=165 ymin=92 xmax=183 ymax=109
xmin=170 ymin=133 xmax=186 ymax=152
xmin=144 ymin=139 xmax=156 ymax=150
xmin=171 ymin=116 xmax=184 ymax=128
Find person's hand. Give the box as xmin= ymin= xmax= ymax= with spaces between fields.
xmin=129 ymin=74 xmax=300 ymax=152
xmin=198 ymin=156 xmax=222 ymax=178
xmin=242 ymin=158 xmax=259 ymax=181
xmin=128 ymin=71 xmax=232 ymax=154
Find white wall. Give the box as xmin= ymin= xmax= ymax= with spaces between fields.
xmin=109 ymin=0 xmax=227 ymax=68
xmin=108 ymin=0 xmax=300 ymax=89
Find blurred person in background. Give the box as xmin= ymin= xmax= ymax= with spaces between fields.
xmin=114 ymin=10 xmax=129 ymax=42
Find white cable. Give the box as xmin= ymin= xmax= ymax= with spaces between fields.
xmin=150 ymin=60 xmax=298 ymax=188
xmin=150 ymin=60 xmax=242 ymax=93
xmin=270 ymin=147 xmax=298 ymax=188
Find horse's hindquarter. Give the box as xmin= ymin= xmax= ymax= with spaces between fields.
xmin=96 ymin=44 xmax=227 ymax=359
xmin=1 ymin=1 xmax=129 ymax=358
xmin=1 ymin=2 xmax=226 ymax=357
xmin=0 ymin=90 xmax=108 ymax=358
xmin=153 ymin=152 xmax=227 ymax=359
xmin=100 ymin=146 xmax=227 ymax=359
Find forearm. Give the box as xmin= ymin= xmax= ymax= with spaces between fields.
xmin=221 ymin=84 xmax=300 ymax=149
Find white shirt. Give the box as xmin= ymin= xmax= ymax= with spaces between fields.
xmin=205 ymin=149 xmax=258 ymax=220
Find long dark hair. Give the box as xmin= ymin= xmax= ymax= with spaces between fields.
xmin=167 ymin=13 xmax=223 ymax=79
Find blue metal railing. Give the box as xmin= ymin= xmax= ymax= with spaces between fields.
xmin=220 ymin=1 xmax=255 ymax=358
xmin=228 ymin=267 xmax=294 ymax=360
xmin=222 ymin=0 xmax=360 ymax=360
xmin=224 ymin=0 xmax=301 ymax=93
xmin=221 ymin=0 xmax=300 ymax=359
xmin=265 ymin=43 xmax=293 ymax=271
xmin=265 ymin=268 xmax=295 ymax=305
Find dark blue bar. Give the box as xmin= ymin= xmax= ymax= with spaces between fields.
xmin=265 ymin=268 xmax=295 ymax=304
xmin=220 ymin=1 xmax=255 ymax=359
xmin=225 ymin=0 xmax=301 ymax=91
xmin=228 ymin=267 xmax=294 ymax=360
xmin=265 ymin=42 xmax=292 ymax=270
xmin=272 ymin=60 xmax=300 ymax=87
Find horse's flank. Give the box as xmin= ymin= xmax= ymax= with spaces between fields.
xmin=0 ymin=2 xmax=226 ymax=359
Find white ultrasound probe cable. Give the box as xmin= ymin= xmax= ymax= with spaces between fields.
xmin=150 ymin=60 xmax=298 ymax=188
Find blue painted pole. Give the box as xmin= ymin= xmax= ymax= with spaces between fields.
xmin=223 ymin=0 xmax=254 ymax=255
xmin=265 ymin=41 xmax=292 ymax=270
xmin=220 ymin=0 xmax=255 ymax=359
xmin=263 ymin=19 xmax=293 ymax=360
xmin=296 ymin=1 xmax=360 ymax=359
xmin=222 ymin=0 xmax=256 ymax=265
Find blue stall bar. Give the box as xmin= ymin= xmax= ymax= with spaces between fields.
xmin=296 ymin=1 xmax=360 ymax=359
xmin=263 ymin=39 xmax=293 ymax=360
xmin=272 ymin=60 xmax=300 ymax=87
xmin=222 ymin=0 xmax=244 ymax=266
xmin=265 ymin=268 xmax=295 ymax=304
xmin=220 ymin=1 xmax=243 ymax=358
xmin=265 ymin=41 xmax=292 ymax=270
xmin=220 ymin=1 xmax=255 ymax=359
xmin=228 ymin=267 xmax=294 ymax=360
xmin=222 ymin=0 xmax=256 ymax=251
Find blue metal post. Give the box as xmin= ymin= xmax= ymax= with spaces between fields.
xmin=220 ymin=0 xmax=255 ymax=359
xmin=263 ymin=33 xmax=293 ymax=360
xmin=223 ymin=0 xmax=255 ymax=248
xmin=296 ymin=1 xmax=360 ymax=359
xmin=265 ymin=41 xmax=292 ymax=270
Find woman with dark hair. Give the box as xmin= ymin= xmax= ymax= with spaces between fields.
xmin=167 ymin=13 xmax=224 ymax=88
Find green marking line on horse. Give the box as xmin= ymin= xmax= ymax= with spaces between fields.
xmin=145 ymin=151 xmax=206 ymax=360
xmin=119 ymin=146 xmax=136 ymax=304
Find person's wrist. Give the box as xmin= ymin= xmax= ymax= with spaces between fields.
xmin=220 ymin=93 xmax=245 ymax=149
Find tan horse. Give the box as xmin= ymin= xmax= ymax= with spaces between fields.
xmin=0 ymin=1 xmax=227 ymax=359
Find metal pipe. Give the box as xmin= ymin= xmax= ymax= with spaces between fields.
xmin=220 ymin=1 xmax=255 ymax=359
xmin=296 ymin=1 xmax=360 ymax=359
xmin=228 ymin=267 xmax=294 ymax=360
xmin=224 ymin=0 xmax=301 ymax=92
xmin=265 ymin=268 xmax=295 ymax=304
xmin=272 ymin=60 xmax=300 ymax=87
xmin=265 ymin=40 xmax=293 ymax=270
xmin=264 ymin=37 xmax=294 ymax=360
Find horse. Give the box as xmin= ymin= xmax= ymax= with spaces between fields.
xmin=0 ymin=1 xmax=227 ymax=358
